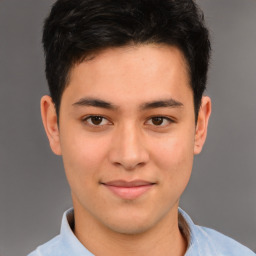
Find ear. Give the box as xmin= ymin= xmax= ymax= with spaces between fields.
xmin=194 ymin=96 xmax=211 ymax=155
xmin=41 ymin=95 xmax=62 ymax=155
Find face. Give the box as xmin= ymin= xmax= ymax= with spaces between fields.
xmin=41 ymin=44 xmax=211 ymax=235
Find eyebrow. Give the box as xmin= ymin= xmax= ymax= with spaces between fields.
xmin=72 ymin=97 xmax=118 ymax=110
xmin=140 ymin=98 xmax=184 ymax=110
xmin=72 ymin=97 xmax=183 ymax=110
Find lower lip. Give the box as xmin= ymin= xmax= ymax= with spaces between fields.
xmin=104 ymin=184 xmax=154 ymax=200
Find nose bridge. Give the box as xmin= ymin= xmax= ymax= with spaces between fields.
xmin=109 ymin=121 xmax=149 ymax=170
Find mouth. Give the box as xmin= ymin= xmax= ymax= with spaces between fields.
xmin=101 ymin=180 xmax=156 ymax=200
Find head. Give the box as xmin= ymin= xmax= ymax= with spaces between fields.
xmin=43 ymin=0 xmax=211 ymax=121
xmin=41 ymin=0 xmax=211 ymax=239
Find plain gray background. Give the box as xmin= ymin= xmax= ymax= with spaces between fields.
xmin=0 ymin=0 xmax=256 ymax=255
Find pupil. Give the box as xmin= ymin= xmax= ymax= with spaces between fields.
xmin=152 ymin=117 xmax=163 ymax=125
xmin=91 ymin=116 xmax=102 ymax=125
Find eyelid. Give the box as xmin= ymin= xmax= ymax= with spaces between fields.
xmin=82 ymin=115 xmax=113 ymax=126
xmin=145 ymin=116 xmax=175 ymax=126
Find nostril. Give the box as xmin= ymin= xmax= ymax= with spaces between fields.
xmin=113 ymin=159 xmax=147 ymax=171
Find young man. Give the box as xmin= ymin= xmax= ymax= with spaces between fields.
xmin=29 ymin=0 xmax=255 ymax=255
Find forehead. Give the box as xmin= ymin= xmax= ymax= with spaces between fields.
xmin=64 ymin=44 xmax=192 ymax=108
xmin=71 ymin=44 xmax=189 ymax=81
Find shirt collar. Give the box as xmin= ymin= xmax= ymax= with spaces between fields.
xmin=59 ymin=207 xmax=215 ymax=256
xmin=60 ymin=208 xmax=94 ymax=255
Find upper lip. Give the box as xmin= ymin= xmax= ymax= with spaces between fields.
xmin=102 ymin=180 xmax=156 ymax=187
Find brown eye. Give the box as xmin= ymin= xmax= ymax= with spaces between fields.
xmin=145 ymin=116 xmax=173 ymax=127
xmin=84 ymin=116 xmax=110 ymax=126
xmin=90 ymin=116 xmax=103 ymax=125
xmin=151 ymin=117 xmax=164 ymax=126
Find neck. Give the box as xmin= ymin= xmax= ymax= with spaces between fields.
xmin=73 ymin=203 xmax=187 ymax=256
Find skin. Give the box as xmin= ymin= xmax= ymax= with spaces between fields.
xmin=41 ymin=44 xmax=211 ymax=256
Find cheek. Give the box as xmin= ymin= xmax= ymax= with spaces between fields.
xmin=153 ymin=130 xmax=195 ymax=188
xmin=59 ymin=128 xmax=111 ymax=186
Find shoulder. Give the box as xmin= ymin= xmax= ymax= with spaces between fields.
xmin=178 ymin=208 xmax=255 ymax=256
xmin=196 ymin=225 xmax=255 ymax=256
xmin=27 ymin=208 xmax=94 ymax=256
xmin=27 ymin=235 xmax=68 ymax=256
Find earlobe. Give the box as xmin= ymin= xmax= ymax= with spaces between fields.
xmin=41 ymin=95 xmax=62 ymax=155
xmin=194 ymin=96 xmax=211 ymax=155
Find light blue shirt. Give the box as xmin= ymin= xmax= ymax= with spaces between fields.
xmin=28 ymin=208 xmax=255 ymax=256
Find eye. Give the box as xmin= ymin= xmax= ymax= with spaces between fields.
xmin=83 ymin=115 xmax=111 ymax=126
xmin=146 ymin=116 xmax=173 ymax=126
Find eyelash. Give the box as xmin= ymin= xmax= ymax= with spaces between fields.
xmin=82 ymin=115 xmax=175 ymax=128
xmin=82 ymin=115 xmax=112 ymax=127
xmin=145 ymin=116 xmax=174 ymax=127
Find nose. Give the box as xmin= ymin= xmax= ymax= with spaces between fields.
xmin=108 ymin=124 xmax=149 ymax=171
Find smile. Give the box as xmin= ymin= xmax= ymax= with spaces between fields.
xmin=101 ymin=180 xmax=156 ymax=200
